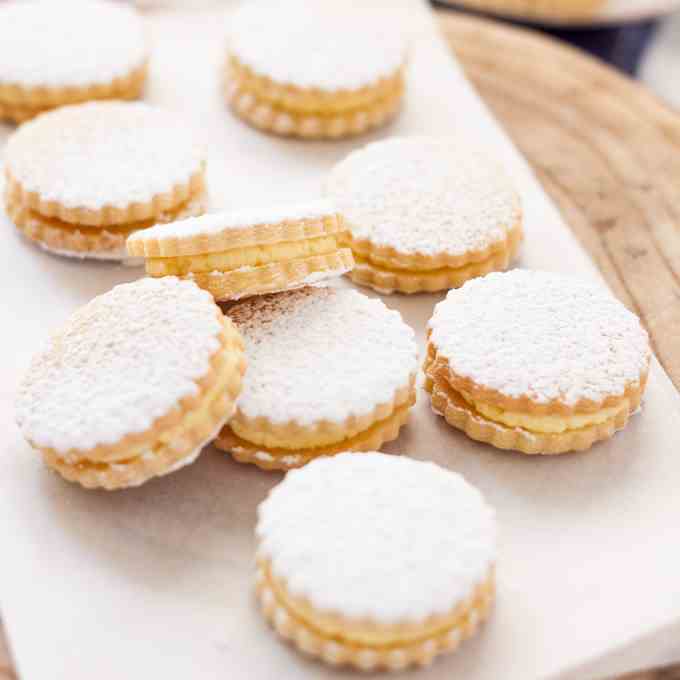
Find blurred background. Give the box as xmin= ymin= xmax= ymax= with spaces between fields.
xmin=133 ymin=0 xmax=679 ymax=106
xmin=429 ymin=0 xmax=680 ymax=106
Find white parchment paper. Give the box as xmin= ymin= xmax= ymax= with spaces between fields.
xmin=1 ymin=3 xmax=679 ymax=679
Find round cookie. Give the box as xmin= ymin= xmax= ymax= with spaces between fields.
xmin=15 ymin=277 xmax=246 ymax=490
xmin=4 ymin=101 xmax=207 ymax=261
xmin=255 ymin=452 xmax=496 ymax=670
xmin=224 ymin=1 xmax=407 ymax=139
xmin=425 ymin=270 xmax=651 ymax=454
xmin=326 ymin=136 xmax=523 ymax=293
xmin=127 ymin=200 xmax=354 ymax=301
xmin=215 ymin=286 xmax=418 ymax=470
xmin=0 ymin=0 xmax=148 ymax=123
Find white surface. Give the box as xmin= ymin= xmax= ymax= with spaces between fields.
xmin=640 ymin=11 xmax=680 ymax=108
xmin=1 ymin=3 xmax=679 ymax=680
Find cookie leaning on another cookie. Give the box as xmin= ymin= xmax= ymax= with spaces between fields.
xmin=255 ymin=452 xmax=497 ymax=670
xmin=127 ymin=200 xmax=354 ymax=301
xmin=224 ymin=0 xmax=407 ymax=139
xmin=425 ymin=270 xmax=651 ymax=454
xmin=0 ymin=0 xmax=148 ymax=123
xmin=4 ymin=101 xmax=207 ymax=261
xmin=326 ymin=136 xmax=523 ymax=293
xmin=15 ymin=277 xmax=246 ymax=490
xmin=215 ymin=286 xmax=418 ymax=470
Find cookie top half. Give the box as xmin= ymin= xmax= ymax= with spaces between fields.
xmin=428 ymin=270 xmax=651 ymax=411
xmin=16 ymin=277 xmax=226 ymax=455
xmin=227 ymin=286 xmax=417 ymax=426
xmin=5 ymin=102 xmax=206 ymax=225
xmin=326 ymin=136 xmax=522 ymax=265
xmin=0 ymin=0 xmax=147 ymax=90
xmin=257 ymin=452 xmax=496 ymax=623
xmin=226 ymin=0 xmax=407 ymax=92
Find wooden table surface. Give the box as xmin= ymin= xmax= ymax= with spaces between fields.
xmin=1 ymin=10 xmax=679 ymax=680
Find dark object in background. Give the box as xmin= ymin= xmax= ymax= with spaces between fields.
xmin=432 ymin=1 xmax=659 ymax=75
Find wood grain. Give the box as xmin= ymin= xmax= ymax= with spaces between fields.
xmin=1 ymin=10 xmax=678 ymax=680
xmin=439 ymin=10 xmax=680 ymax=393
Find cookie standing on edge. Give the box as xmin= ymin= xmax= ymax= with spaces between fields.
xmin=326 ymin=136 xmax=523 ymax=293
xmin=4 ymin=102 xmax=207 ymax=262
xmin=215 ymin=286 xmax=418 ymax=470
xmin=127 ymin=200 xmax=354 ymax=301
xmin=425 ymin=270 xmax=651 ymax=454
xmin=224 ymin=1 xmax=407 ymax=139
xmin=255 ymin=452 xmax=496 ymax=670
xmin=0 ymin=0 xmax=148 ymax=123
xmin=15 ymin=278 xmax=246 ymax=490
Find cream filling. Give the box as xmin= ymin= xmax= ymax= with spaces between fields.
xmin=146 ymin=235 xmax=338 ymax=276
xmin=459 ymin=390 xmax=629 ymax=434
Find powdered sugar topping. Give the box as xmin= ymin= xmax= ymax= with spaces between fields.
xmin=228 ymin=287 xmax=417 ymax=424
xmin=0 ymin=1 xmax=147 ymax=88
xmin=128 ymin=199 xmax=335 ymax=243
xmin=257 ymin=452 xmax=496 ymax=623
xmin=227 ymin=0 xmax=407 ymax=91
xmin=16 ymin=277 xmax=222 ymax=452
xmin=6 ymin=102 xmax=205 ymax=209
xmin=429 ymin=270 xmax=650 ymax=405
xmin=326 ymin=136 xmax=521 ymax=256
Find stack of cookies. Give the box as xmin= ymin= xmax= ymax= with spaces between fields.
xmin=9 ymin=0 xmax=654 ymax=674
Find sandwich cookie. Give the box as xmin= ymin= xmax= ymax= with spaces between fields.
xmin=225 ymin=1 xmax=407 ymax=139
xmin=127 ymin=200 xmax=354 ymax=301
xmin=425 ymin=270 xmax=651 ymax=454
xmin=216 ymin=286 xmax=418 ymax=470
xmin=326 ymin=136 xmax=522 ymax=293
xmin=4 ymin=101 xmax=207 ymax=261
xmin=255 ymin=452 xmax=497 ymax=669
xmin=0 ymin=0 xmax=147 ymax=123
xmin=15 ymin=277 xmax=246 ymax=490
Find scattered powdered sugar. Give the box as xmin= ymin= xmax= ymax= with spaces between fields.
xmin=227 ymin=0 xmax=407 ymax=91
xmin=6 ymin=102 xmax=205 ymax=209
xmin=128 ymin=199 xmax=335 ymax=243
xmin=16 ymin=277 xmax=222 ymax=452
xmin=0 ymin=1 xmax=147 ymax=88
xmin=257 ymin=452 xmax=496 ymax=623
xmin=228 ymin=286 xmax=417 ymax=425
xmin=428 ymin=270 xmax=651 ymax=405
xmin=326 ymin=136 xmax=521 ymax=256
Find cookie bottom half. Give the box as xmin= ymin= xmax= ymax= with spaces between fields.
xmin=425 ymin=372 xmax=640 ymax=455
xmin=255 ymin=561 xmax=495 ymax=670
xmin=348 ymin=227 xmax=521 ymax=294
xmin=215 ymin=395 xmax=415 ymax=470
xmin=225 ymin=77 xmax=403 ymax=140
xmin=6 ymin=188 xmax=206 ymax=261
xmin=0 ymin=63 xmax=147 ymax=124
xmin=184 ymin=249 xmax=354 ymax=301
xmin=40 ymin=326 xmax=246 ymax=489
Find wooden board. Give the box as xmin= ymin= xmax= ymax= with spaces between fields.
xmin=1 ymin=10 xmax=679 ymax=680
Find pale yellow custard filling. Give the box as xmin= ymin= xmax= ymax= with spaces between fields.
xmin=230 ymin=414 xmax=358 ymax=450
xmin=458 ymin=390 xmax=629 ymax=434
xmin=146 ymin=235 xmax=339 ymax=277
